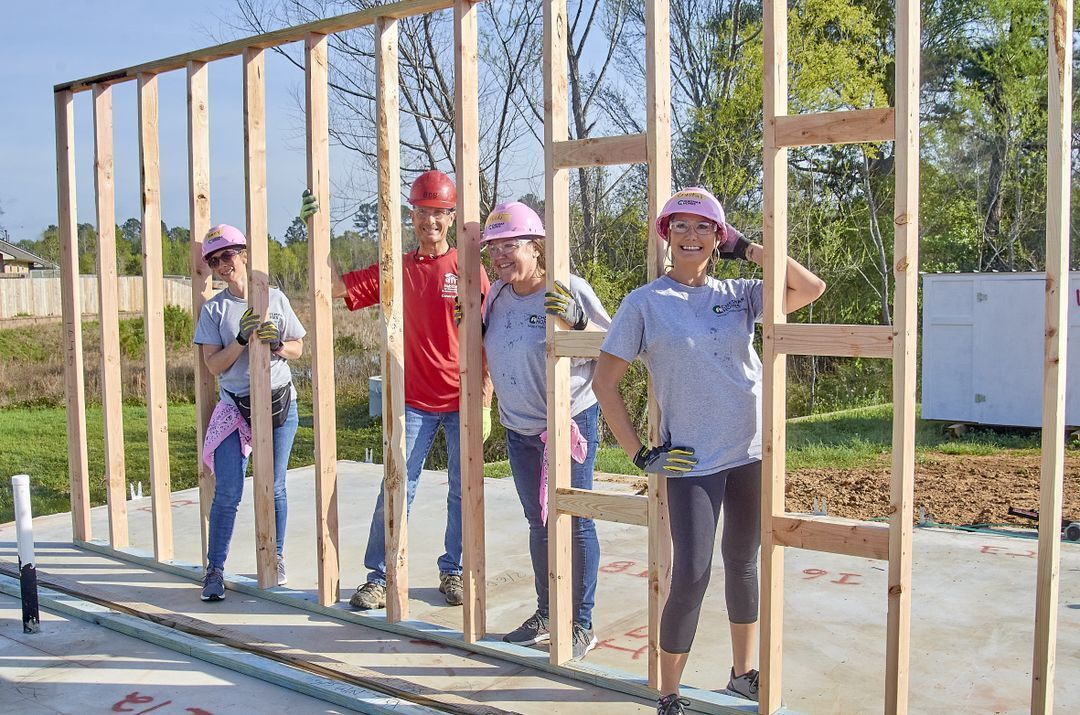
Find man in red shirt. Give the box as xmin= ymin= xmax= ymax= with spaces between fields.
xmin=302 ymin=170 xmax=491 ymax=610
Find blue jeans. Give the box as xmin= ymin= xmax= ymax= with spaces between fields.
xmin=207 ymin=400 xmax=299 ymax=570
xmin=363 ymin=405 xmax=462 ymax=584
xmin=505 ymin=403 xmax=600 ymax=628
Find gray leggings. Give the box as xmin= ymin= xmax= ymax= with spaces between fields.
xmin=660 ymin=460 xmax=761 ymax=654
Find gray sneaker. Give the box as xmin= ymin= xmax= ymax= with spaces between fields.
xmin=502 ymin=610 xmax=550 ymax=645
xmin=439 ymin=573 xmax=464 ymax=606
xmin=724 ymin=667 xmax=759 ymax=702
xmin=201 ymin=567 xmax=225 ymax=602
xmin=276 ymin=555 xmax=287 ymax=586
xmin=349 ymin=581 xmax=386 ymax=610
xmin=571 ymin=622 xmax=598 ymax=661
xmin=656 ymin=694 xmax=691 ymax=714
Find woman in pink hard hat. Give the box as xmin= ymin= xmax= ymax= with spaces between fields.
xmin=593 ymin=188 xmax=825 ymax=709
xmin=469 ymin=201 xmax=611 ymax=660
xmin=193 ymin=224 xmax=306 ymax=601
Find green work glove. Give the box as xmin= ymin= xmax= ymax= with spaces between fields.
xmin=236 ymin=307 xmax=261 ymax=346
xmin=633 ymin=444 xmax=697 ymax=475
xmin=544 ymin=279 xmax=587 ymax=330
xmin=482 ymin=407 xmax=492 ymax=442
xmin=256 ymin=320 xmax=282 ymax=353
xmin=300 ymin=189 xmax=319 ymax=221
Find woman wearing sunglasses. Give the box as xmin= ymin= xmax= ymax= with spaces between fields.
xmin=476 ymin=201 xmax=611 ymax=660
xmin=193 ymin=224 xmax=306 ymax=601
xmin=593 ymin=188 xmax=825 ymax=710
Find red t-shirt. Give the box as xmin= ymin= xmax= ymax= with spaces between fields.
xmin=342 ymin=248 xmax=490 ymax=412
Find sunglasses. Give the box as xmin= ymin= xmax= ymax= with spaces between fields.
xmin=206 ymin=248 xmax=244 ymax=268
xmin=668 ymin=219 xmax=718 ymax=236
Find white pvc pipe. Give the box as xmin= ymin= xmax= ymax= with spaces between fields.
xmin=12 ymin=474 xmax=34 ymax=567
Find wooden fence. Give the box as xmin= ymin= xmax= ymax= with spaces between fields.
xmin=0 ymin=275 xmax=193 ymax=318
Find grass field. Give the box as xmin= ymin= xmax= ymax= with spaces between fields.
xmin=2 ymin=399 xmax=1057 ymax=524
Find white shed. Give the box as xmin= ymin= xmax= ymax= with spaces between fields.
xmin=921 ymin=271 xmax=1080 ymax=428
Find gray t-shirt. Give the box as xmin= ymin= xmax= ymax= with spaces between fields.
xmin=483 ymin=274 xmax=612 ymax=436
xmin=601 ymin=275 xmax=764 ymax=476
xmin=193 ymin=287 xmax=306 ymax=405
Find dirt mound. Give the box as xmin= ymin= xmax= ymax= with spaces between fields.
xmin=787 ymin=453 xmax=1080 ymax=526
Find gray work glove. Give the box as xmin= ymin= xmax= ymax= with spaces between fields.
xmin=236 ymin=307 xmax=260 ymax=346
xmin=544 ymin=279 xmax=588 ymax=330
xmin=633 ymin=444 xmax=697 ymax=474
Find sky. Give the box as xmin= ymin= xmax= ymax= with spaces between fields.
xmin=0 ymin=1 xmax=353 ymax=244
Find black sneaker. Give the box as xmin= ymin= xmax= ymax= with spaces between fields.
xmin=349 ymin=581 xmax=386 ymax=610
xmin=570 ymin=622 xmax=597 ymax=660
xmin=439 ymin=573 xmax=464 ymax=606
xmin=502 ymin=610 xmax=550 ymax=645
xmin=657 ymin=693 xmax=691 ymax=714
xmin=724 ymin=667 xmax=760 ymax=702
xmin=200 ymin=567 xmax=225 ymax=601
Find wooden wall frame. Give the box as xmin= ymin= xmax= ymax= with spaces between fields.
xmin=51 ymin=0 xmax=1069 ymax=712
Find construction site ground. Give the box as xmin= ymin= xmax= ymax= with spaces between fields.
xmin=1 ymin=461 xmax=1078 ymax=714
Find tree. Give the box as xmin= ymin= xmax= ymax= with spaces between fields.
xmin=284 ymin=216 xmax=308 ymax=245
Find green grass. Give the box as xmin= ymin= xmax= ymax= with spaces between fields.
xmin=0 ymin=400 xmax=387 ymax=524
xmin=1 ymin=400 xmax=1061 ymax=523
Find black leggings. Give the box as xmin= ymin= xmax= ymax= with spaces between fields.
xmin=660 ymin=460 xmax=761 ymax=654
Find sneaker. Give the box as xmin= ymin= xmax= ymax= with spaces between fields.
xmin=439 ymin=573 xmax=464 ymax=606
xmin=276 ymin=555 xmax=287 ymax=586
xmin=724 ymin=667 xmax=760 ymax=702
xmin=200 ymin=567 xmax=225 ymax=602
xmin=571 ymin=622 xmax=598 ymax=660
xmin=502 ymin=610 xmax=550 ymax=646
xmin=657 ymin=694 xmax=691 ymax=714
xmin=349 ymin=581 xmax=386 ymax=610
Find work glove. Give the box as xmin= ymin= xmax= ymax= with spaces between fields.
xmin=236 ymin=307 xmax=261 ymax=346
xmin=544 ymin=279 xmax=588 ymax=330
xmin=633 ymin=444 xmax=697 ymax=475
xmin=482 ymin=407 xmax=492 ymax=442
xmin=256 ymin=320 xmax=282 ymax=353
xmin=300 ymin=189 xmax=319 ymax=221
xmin=453 ymin=295 xmax=487 ymax=335
xmin=718 ymin=223 xmax=752 ymax=261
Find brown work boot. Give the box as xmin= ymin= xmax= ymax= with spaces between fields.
xmin=439 ymin=573 xmax=464 ymax=606
xmin=348 ymin=581 xmax=386 ymax=610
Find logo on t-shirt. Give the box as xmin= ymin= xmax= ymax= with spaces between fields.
xmin=713 ymin=298 xmax=745 ymax=317
xmin=441 ymin=272 xmax=459 ymax=298
xmin=527 ymin=314 xmax=546 ymax=327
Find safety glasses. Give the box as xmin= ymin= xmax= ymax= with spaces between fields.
xmin=668 ymin=219 xmax=718 ymax=236
xmin=483 ymin=239 xmax=530 ymax=257
xmin=413 ymin=207 xmax=455 ymax=220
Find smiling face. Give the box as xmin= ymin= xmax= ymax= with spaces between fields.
xmin=410 ymin=205 xmax=455 ymax=252
xmin=667 ymin=211 xmax=722 ymax=269
xmin=207 ymin=247 xmax=248 ymax=288
xmin=485 ymin=237 xmax=542 ymax=286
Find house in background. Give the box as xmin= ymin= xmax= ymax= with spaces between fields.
xmin=0 ymin=238 xmax=57 ymax=275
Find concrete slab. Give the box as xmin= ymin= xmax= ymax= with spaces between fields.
xmin=2 ymin=461 xmax=1078 ymax=713
xmin=0 ymin=592 xmax=358 ymax=714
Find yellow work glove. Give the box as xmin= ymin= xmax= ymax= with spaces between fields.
xmin=482 ymin=407 xmax=492 ymax=442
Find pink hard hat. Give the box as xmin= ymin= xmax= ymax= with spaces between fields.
xmin=656 ymin=187 xmax=726 ymax=240
xmin=202 ymin=224 xmax=247 ymax=260
xmin=481 ymin=201 xmax=545 ymax=243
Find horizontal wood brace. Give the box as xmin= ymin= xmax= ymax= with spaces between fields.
xmin=772 ymin=514 xmax=889 ymax=560
xmin=770 ymin=323 xmax=893 ymax=358
xmin=773 ymin=108 xmax=895 ymax=148
xmin=552 ymin=134 xmax=648 ymax=169
xmin=552 ymin=330 xmax=606 ymax=358
xmin=56 ymin=0 xmax=456 ymax=93
xmin=555 ymin=488 xmax=648 ymax=527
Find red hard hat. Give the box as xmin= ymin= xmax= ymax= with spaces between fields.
xmin=409 ymin=170 xmax=457 ymax=209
